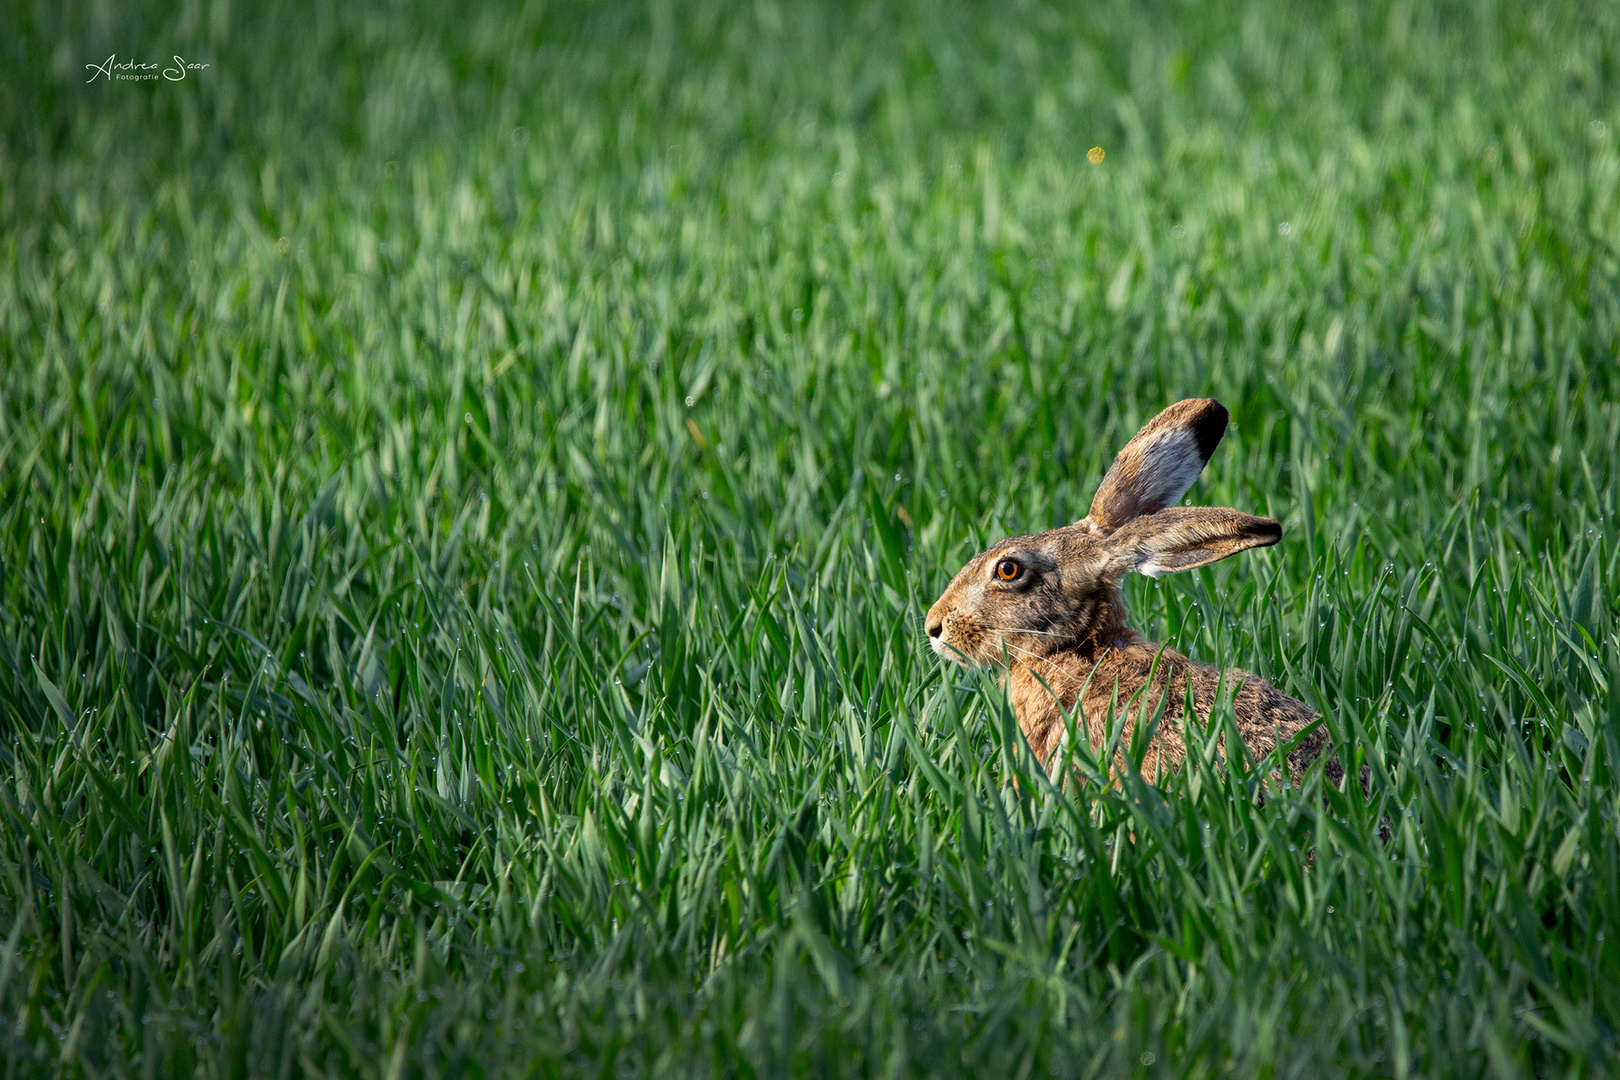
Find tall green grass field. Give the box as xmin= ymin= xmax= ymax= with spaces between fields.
xmin=3 ymin=0 xmax=1620 ymax=1075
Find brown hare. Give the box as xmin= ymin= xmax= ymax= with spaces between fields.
xmin=924 ymin=398 xmax=1332 ymax=786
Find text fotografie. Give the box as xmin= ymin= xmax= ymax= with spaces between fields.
xmin=86 ymin=55 xmax=210 ymax=83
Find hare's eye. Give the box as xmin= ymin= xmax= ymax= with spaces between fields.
xmin=995 ymin=558 xmax=1022 ymax=581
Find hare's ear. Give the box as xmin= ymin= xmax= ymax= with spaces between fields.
xmin=1078 ymin=399 xmax=1228 ymax=536
xmin=1103 ymin=507 xmax=1280 ymax=580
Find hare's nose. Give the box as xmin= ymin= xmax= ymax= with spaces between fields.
xmin=925 ymin=615 xmax=943 ymax=639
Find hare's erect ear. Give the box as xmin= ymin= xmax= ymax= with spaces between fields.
xmin=1078 ymin=399 xmax=1228 ymax=536
xmin=1103 ymin=507 xmax=1281 ymax=580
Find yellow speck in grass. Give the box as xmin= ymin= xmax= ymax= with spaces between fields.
xmin=1088 ymin=146 xmax=1105 ymax=164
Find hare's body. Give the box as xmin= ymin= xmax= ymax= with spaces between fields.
xmin=1009 ymin=637 xmax=1328 ymax=782
xmin=925 ymin=399 xmax=1332 ymax=784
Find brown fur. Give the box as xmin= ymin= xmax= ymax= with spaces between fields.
xmin=925 ymin=399 xmax=1334 ymax=787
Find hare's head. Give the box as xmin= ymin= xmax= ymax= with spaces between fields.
xmin=924 ymin=399 xmax=1281 ymax=669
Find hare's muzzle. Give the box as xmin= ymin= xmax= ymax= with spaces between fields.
xmin=923 ymin=602 xmax=950 ymax=658
xmin=924 ymin=601 xmax=966 ymax=663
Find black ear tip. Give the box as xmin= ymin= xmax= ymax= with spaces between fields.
xmin=1190 ymin=399 xmax=1229 ymax=459
xmin=1255 ymin=516 xmax=1283 ymax=543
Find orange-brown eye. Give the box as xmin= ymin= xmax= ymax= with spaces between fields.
xmin=995 ymin=558 xmax=1022 ymax=581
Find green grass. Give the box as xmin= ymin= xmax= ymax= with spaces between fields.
xmin=3 ymin=0 xmax=1620 ymax=1074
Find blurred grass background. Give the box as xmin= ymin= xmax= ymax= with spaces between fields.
xmin=2 ymin=0 xmax=1620 ymax=1075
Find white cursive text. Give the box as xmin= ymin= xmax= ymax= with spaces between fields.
xmin=85 ymin=54 xmax=209 ymax=84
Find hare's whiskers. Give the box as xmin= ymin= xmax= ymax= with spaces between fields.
xmin=995 ymin=638 xmax=1091 ymax=680
xmin=998 ymin=639 xmax=1055 ymax=665
xmin=983 ymin=625 xmax=1067 ymax=638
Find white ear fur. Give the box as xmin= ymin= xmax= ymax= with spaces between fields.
xmin=1136 ymin=557 xmax=1172 ymax=580
xmin=1105 ymin=507 xmax=1281 ymax=580
xmin=1082 ymin=399 xmax=1229 ymax=535
xmin=1124 ymin=427 xmax=1208 ymax=520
